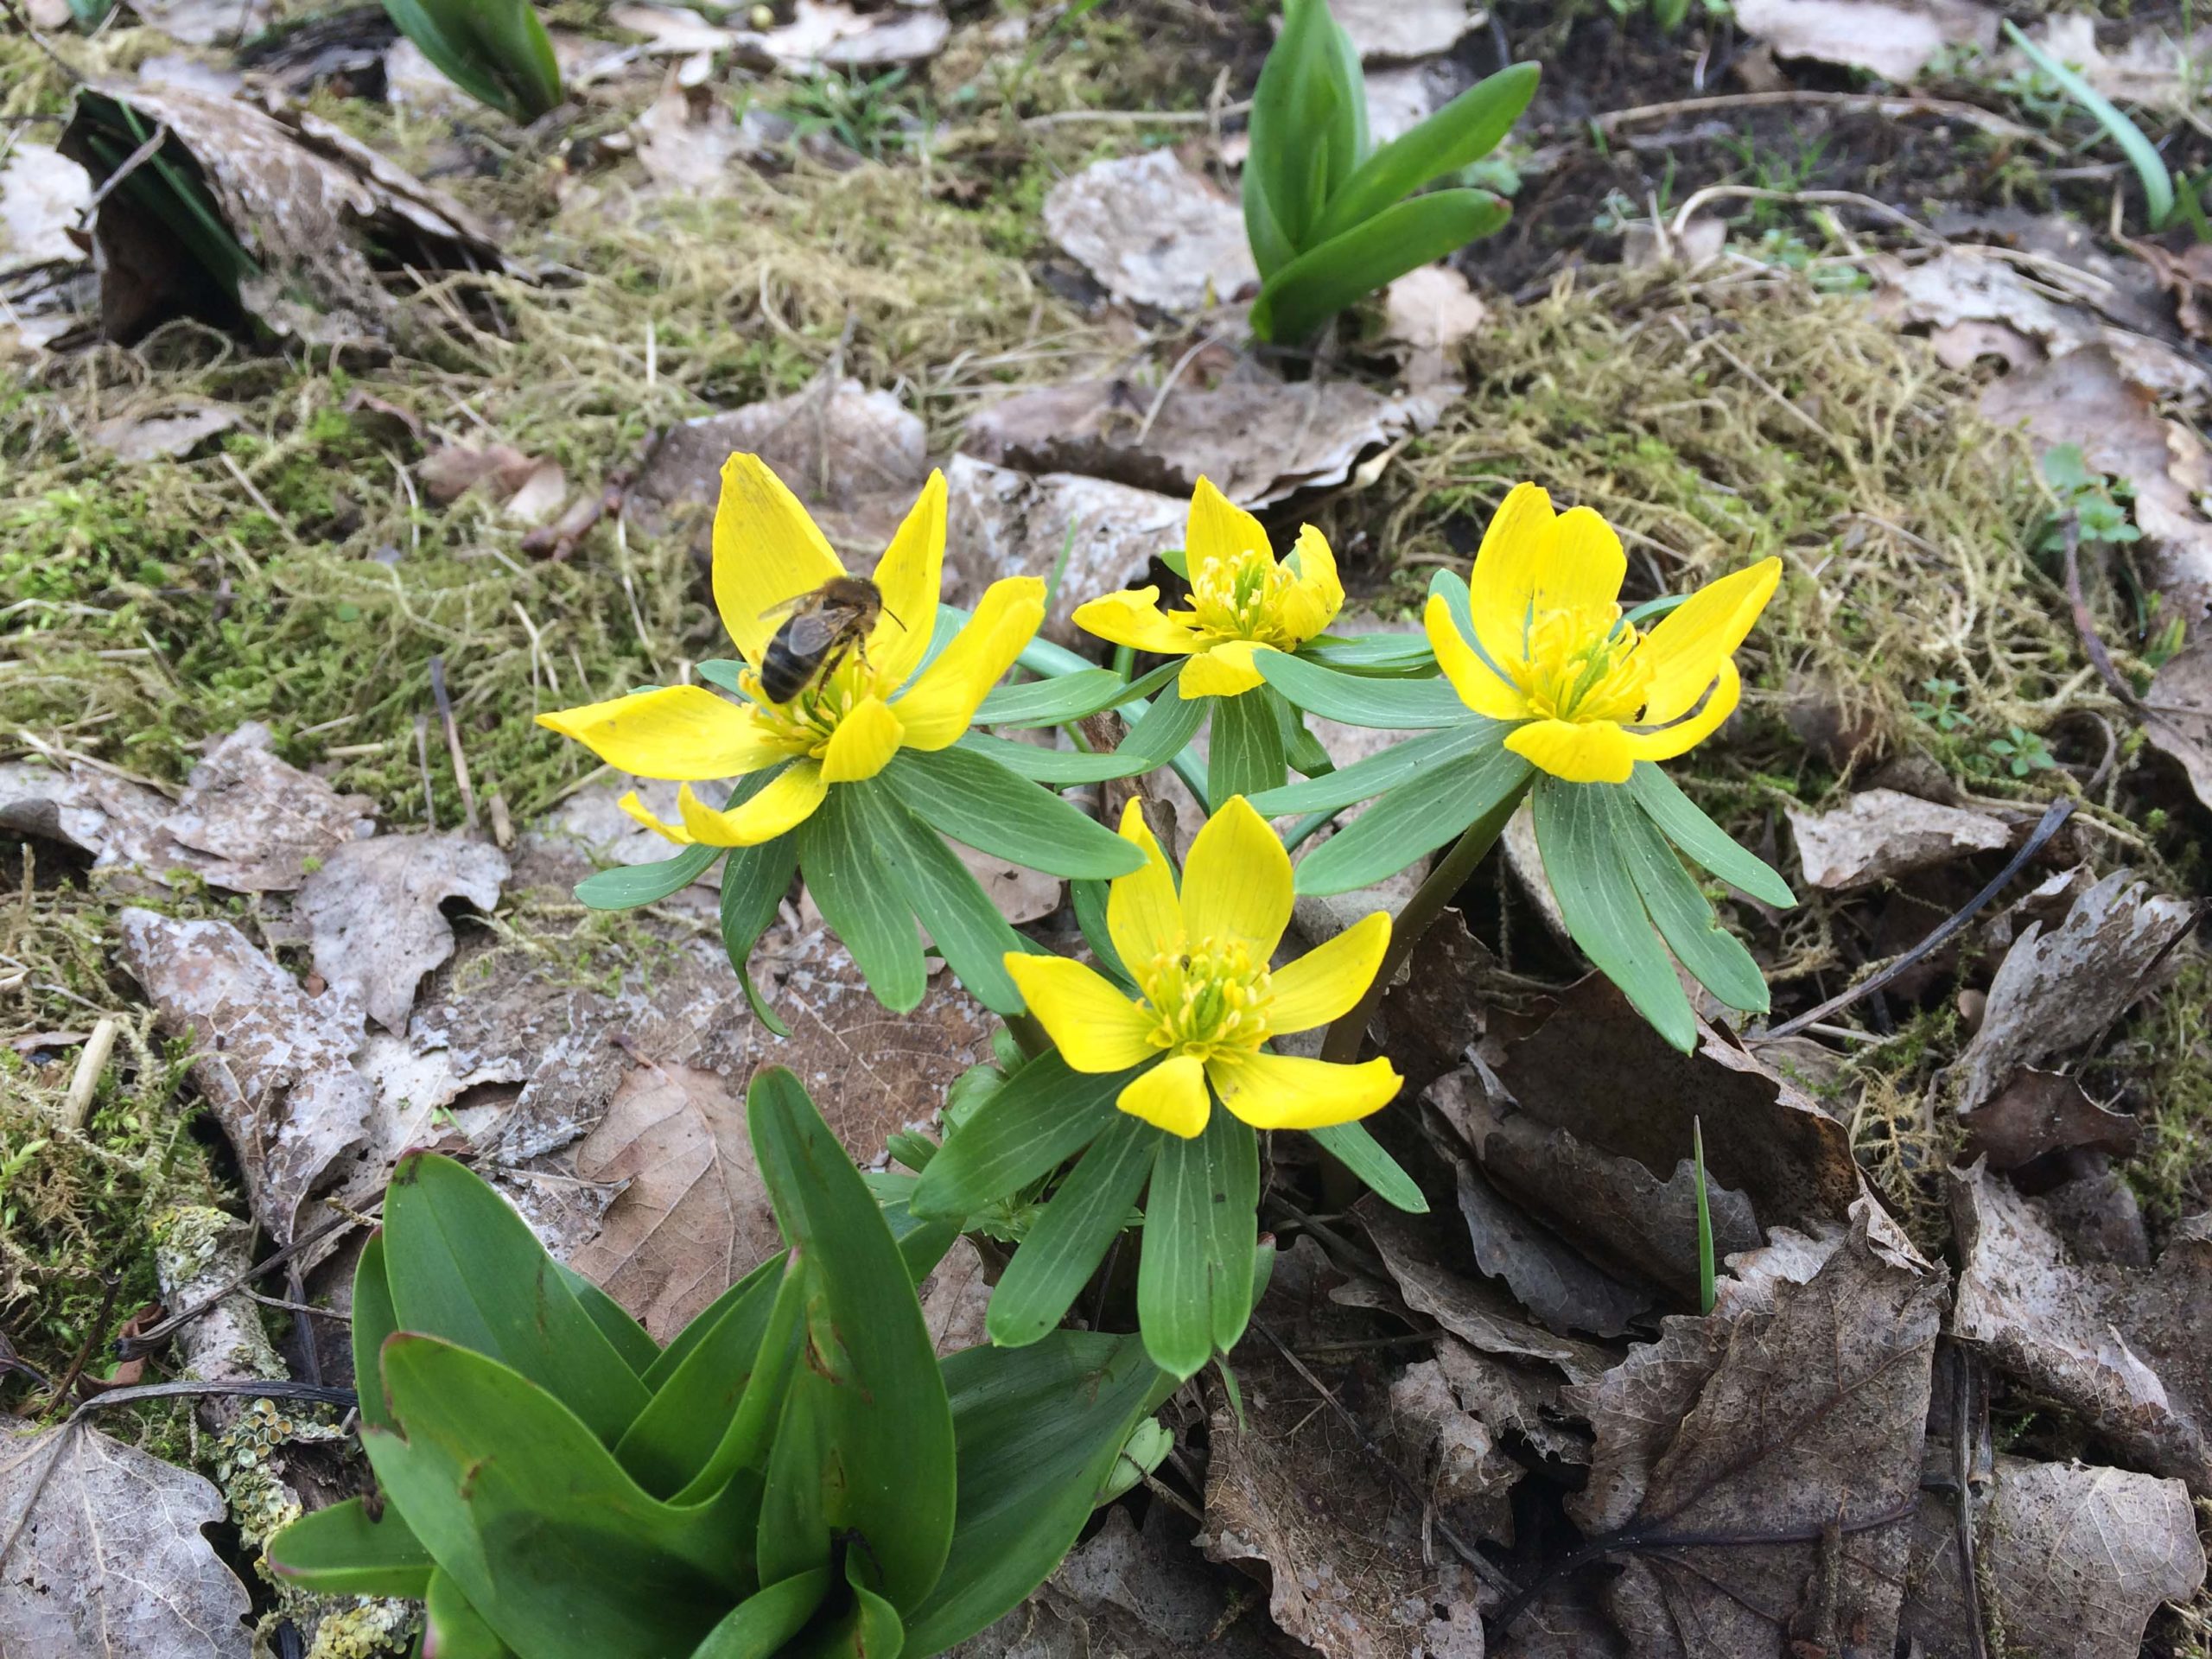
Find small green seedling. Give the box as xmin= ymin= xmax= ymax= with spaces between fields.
xmin=1693 ymin=1116 xmax=1715 ymax=1316
xmin=2003 ymin=21 xmax=2209 ymax=238
xmin=382 ymin=0 xmax=563 ymax=122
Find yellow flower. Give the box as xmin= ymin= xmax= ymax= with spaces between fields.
xmin=1006 ymin=796 xmax=1400 ymax=1139
xmin=537 ymin=456 xmax=1044 ymax=846
xmin=1072 ymin=477 xmax=1343 ymax=700
xmin=1423 ymin=483 xmax=1782 ymax=785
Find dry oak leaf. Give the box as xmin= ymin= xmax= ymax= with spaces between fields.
xmin=1957 ymin=1065 xmax=2141 ymax=1172
xmin=1565 ymin=1201 xmax=1947 ymax=1658
xmin=1950 ymin=867 xmax=2192 ymax=1112
xmin=0 ymin=1417 xmax=251 ymax=1658
xmin=1949 ymin=1162 xmax=2212 ymax=1496
xmin=1899 ymin=1452 xmax=2204 ymax=1659
xmin=296 ymin=831 xmax=509 ymax=1034
xmin=118 ymin=908 xmax=373 ymax=1243
xmin=1783 ymin=786 xmax=2011 ymax=892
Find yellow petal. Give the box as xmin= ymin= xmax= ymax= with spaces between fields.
xmin=1207 ymin=1050 xmax=1401 ymax=1130
xmin=1625 ymin=659 xmax=1743 ymax=764
xmin=1465 ymin=485 xmax=1626 ymax=668
xmin=711 ymin=454 xmax=846 ymax=668
xmin=820 ymin=694 xmax=903 ymax=784
xmin=618 ymin=790 xmax=691 ymax=845
xmin=893 ymin=577 xmax=1046 ymax=750
xmin=1108 ymin=798 xmax=1184 ymax=971
xmin=1503 ymin=717 xmax=1637 ymax=785
xmin=1117 ymin=1053 xmax=1211 ymax=1138
xmin=537 ymin=685 xmax=791 ymax=781
xmin=1179 ymin=794 xmax=1293 ymax=957
xmin=673 ymin=766 xmax=827 ymax=845
xmin=1634 ymin=557 xmax=1782 ymax=726
xmin=1004 ymin=954 xmax=1160 ymax=1072
xmin=1185 ymin=475 xmax=1270 ymax=571
xmin=1276 ymin=524 xmax=1344 ymax=642
xmin=1072 ymin=588 xmax=1210 ymax=658
xmin=1423 ymin=594 xmax=1528 ymax=720
xmin=864 ymin=470 xmax=946 ymax=691
xmin=1267 ymin=911 xmax=1390 ymax=1033
xmin=1177 ymin=640 xmax=1268 ymax=699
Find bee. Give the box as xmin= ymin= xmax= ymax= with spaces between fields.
xmin=759 ymin=575 xmax=902 ymax=704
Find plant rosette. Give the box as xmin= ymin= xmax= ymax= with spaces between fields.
xmin=1249 ymin=481 xmax=1796 ymax=1050
xmin=911 ymin=793 xmax=1427 ymax=1381
xmin=536 ymin=455 xmax=1144 ymax=1020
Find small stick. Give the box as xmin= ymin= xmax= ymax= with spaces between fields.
xmin=413 ymin=713 xmax=437 ymax=829
xmin=60 ymin=1017 xmax=119 ymax=1131
xmin=1597 ymin=91 xmax=2039 ymax=145
xmin=1955 ymin=1354 xmax=1991 ymax=1659
xmin=428 ymin=657 xmax=480 ymax=833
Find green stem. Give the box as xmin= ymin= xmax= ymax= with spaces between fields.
xmin=1318 ymin=779 xmax=1532 ymax=1065
xmin=1005 ymin=1010 xmax=1054 ymax=1061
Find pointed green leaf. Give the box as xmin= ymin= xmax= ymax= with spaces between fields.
xmin=1299 ymin=632 xmax=1438 ymax=671
xmin=748 ymin=1067 xmax=957 ymax=1609
xmin=690 ymin=1568 xmax=832 ymax=1659
xmin=351 ymin=1230 xmax=399 ymax=1434
xmin=911 ymin=1050 xmax=1130 ymax=1219
xmin=975 ymin=660 xmax=1181 ymax=728
xmin=756 ymin=1375 xmax=833 ymax=1593
xmin=575 ymin=841 xmax=722 ymax=910
xmin=1247 ymin=721 xmax=1491 ymax=817
xmin=1625 ymin=762 xmax=1796 ymax=908
xmin=797 ymin=783 xmax=926 ymax=1013
xmin=957 ymin=686 xmax=1207 ymax=784
xmin=382 ymin=1152 xmax=651 ymax=1444
xmin=1255 ymin=651 xmax=1469 ymax=728
xmin=902 ymin=1331 xmax=1174 ymax=1655
xmin=381 ymin=0 xmax=562 ymax=122
xmin=1138 ymin=1108 xmax=1258 ymax=1377
xmin=424 ymin=1567 xmax=515 ymax=1659
xmin=1253 ymin=190 xmax=1511 ymax=344
xmin=1308 ymin=1119 xmax=1427 ymax=1213
xmin=1293 ymin=744 xmax=1531 ymax=896
xmin=1531 ymin=777 xmax=1695 ymax=1051
xmin=2003 ymin=19 xmax=2175 ymax=228
xmin=1209 ymin=687 xmax=1289 ymax=802
xmin=266 ymin=1497 xmax=434 ymax=1599
xmin=556 ymin=1262 xmax=659 ymax=1374
xmin=645 ymin=1255 xmax=784 ymax=1391
xmin=720 ymin=832 xmax=799 ymax=1036
xmin=886 ymin=747 xmax=1143 ymax=879
xmin=861 ymin=781 xmax=1028 ymax=1014
xmin=367 ymin=1336 xmax=750 ymax=1658
xmin=1309 ymin=62 xmax=1540 ymax=244
xmin=986 ymin=1114 xmax=1160 ymax=1348
xmin=1616 ymin=796 xmax=1770 ymax=1015
xmin=616 ymin=1257 xmax=792 ymax=1499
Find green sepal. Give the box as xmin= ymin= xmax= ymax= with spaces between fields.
xmin=1293 ymin=744 xmax=1531 ymax=897
xmin=911 ymin=1051 xmax=1130 ymax=1219
xmin=265 ymin=1497 xmax=434 ymax=1599
xmin=1308 ymin=1118 xmax=1427 ymax=1214
xmin=1256 ymin=651 xmax=1469 ymax=728
xmin=1625 ymin=762 xmax=1796 ymax=908
xmin=798 ymin=783 xmax=927 ymax=1013
xmin=1208 ymin=686 xmax=1289 ymax=802
xmin=575 ymin=841 xmax=723 ymax=911
xmin=1531 ymin=778 xmax=1696 ymax=1052
xmin=974 ymin=659 xmax=1181 ymax=728
xmin=1618 ymin=799 xmax=1770 ymax=1016
xmin=1137 ymin=1107 xmax=1258 ymax=1378
xmin=958 ymin=687 xmax=1206 ymax=784
xmin=886 ymin=746 xmax=1143 ymax=878
xmin=984 ymin=1113 xmax=1160 ymax=1348
xmin=862 ymin=780 xmax=1029 ymax=1014
xmin=381 ymin=1152 xmax=651 ymax=1445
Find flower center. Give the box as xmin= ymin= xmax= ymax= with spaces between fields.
xmin=742 ymin=654 xmax=883 ymax=757
xmin=1514 ymin=606 xmax=1652 ymax=724
xmin=1185 ymin=543 xmax=1299 ymax=645
xmin=1137 ymin=935 xmax=1273 ymax=1061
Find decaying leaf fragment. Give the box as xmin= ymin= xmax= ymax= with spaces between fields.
xmin=1042 ymin=151 xmax=1257 ymax=314
xmin=296 ymin=831 xmax=509 ymax=1034
xmin=1783 ymin=786 xmax=2011 ymax=891
xmin=1950 ymin=1163 xmax=2212 ymax=1495
xmin=0 ymin=1417 xmax=252 ymax=1659
xmin=1565 ymin=1202 xmax=1946 ymax=1656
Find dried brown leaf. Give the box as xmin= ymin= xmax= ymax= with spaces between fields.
xmin=1957 ymin=1065 xmax=2141 ymax=1171
xmin=1043 ymin=151 xmax=1256 ymax=313
xmin=296 ymin=832 xmax=509 ymax=1034
xmin=1784 ymin=787 xmax=2012 ymax=891
xmin=1732 ymin=0 xmax=1996 ymax=82
xmin=159 ymin=723 xmax=377 ymax=893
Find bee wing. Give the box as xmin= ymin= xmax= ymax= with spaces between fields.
xmin=776 ymin=608 xmax=843 ymax=657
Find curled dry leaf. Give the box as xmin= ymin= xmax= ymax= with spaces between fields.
xmin=1565 ymin=1202 xmax=1946 ymax=1657
xmin=0 ymin=145 xmax=90 ymax=276
xmin=963 ymin=360 xmax=1456 ymax=510
xmin=1325 ymin=0 xmax=1484 ymax=63
xmin=118 ymin=910 xmax=373 ymax=1243
xmin=418 ymin=441 xmax=540 ymax=505
xmin=1949 ymin=1162 xmax=2212 ymax=1495
xmin=1430 ymin=1333 xmax=1593 ymax=1467
xmin=161 ymin=723 xmax=378 ymax=893
xmin=296 ymin=832 xmax=510 ymax=1035
xmin=631 ymin=82 xmax=768 ymax=199
xmin=2144 ymin=636 xmax=2212 ymax=814
xmin=944 ymin=454 xmax=1184 ymax=645
xmin=1730 ymin=0 xmax=1996 ymax=86
xmin=86 ymin=401 xmax=240 ymax=463
xmin=1440 ymin=1067 xmax=1760 ymax=1309
xmin=1390 ymin=1357 xmax=1525 ymax=1543
xmin=0 ymin=1418 xmax=252 ymax=1659
xmin=567 ymin=1061 xmax=778 ymax=1342
xmin=1951 ymin=868 xmax=2192 ymax=1112
xmin=1043 ymin=151 xmax=1257 ymax=314
xmin=1201 ymin=1344 xmax=1491 ymax=1659
xmin=1784 ymin=786 xmax=2012 ymax=891
xmin=1957 ymin=1065 xmax=2141 ymax=1172
xmin=1901 ymin=1452 xmax=2205 ymax=1659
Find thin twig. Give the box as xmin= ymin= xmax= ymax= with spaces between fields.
xmin=1754 ymin=798 xmax=2075 ymax=1042
xmin=2060 ymin=519 xmax=2140 ymax=712
xmin=1598 ymin=90 xmax=2040 ymax=144
xmin=1954 ymin=1354 xmax=1990 ymax=1659
xmin=1249 ymin=1319 xmax=1522 ymax=1599
xmin=60 ymin=1016 xmax=118 ymax=1131
xmin=428 ymin=656 xmax=480 ymax=833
